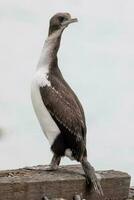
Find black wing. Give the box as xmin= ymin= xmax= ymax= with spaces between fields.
xmin=40 ymin=71 xmax=86 ymax=142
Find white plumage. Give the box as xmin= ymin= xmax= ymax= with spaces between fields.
xmin=31 ymin=33 xmax=61 ymax=146
xmin=31 ymin=77 xmax=60 ymax=146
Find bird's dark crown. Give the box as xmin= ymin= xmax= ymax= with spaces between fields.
xmin=48 ymin=12 xmax=77 ymax=35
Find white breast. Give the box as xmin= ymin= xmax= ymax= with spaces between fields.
xmin=31 ymin=32 xmax=62 ymax=146
xmin=31 ymin=69 xmax=60 ymax=146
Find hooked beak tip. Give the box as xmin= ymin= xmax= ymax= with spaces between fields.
xmin=70 ymin=18 xmax=78 ymax=23
xmin=62 ymin=18 xmax=78 ymax=26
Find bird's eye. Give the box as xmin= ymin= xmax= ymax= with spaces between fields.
xmin=58 ymin=16 xmax=65 ymax=23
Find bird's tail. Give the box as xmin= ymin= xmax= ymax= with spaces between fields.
xmin=81 ymin=158 xmax=104 ymax=198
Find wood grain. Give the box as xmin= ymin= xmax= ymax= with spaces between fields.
xmin=0 ymin=165 xmax=131 ymax=200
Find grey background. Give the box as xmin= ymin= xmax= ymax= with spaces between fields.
xmin=0 ymin=0 xmax=134 ymax=184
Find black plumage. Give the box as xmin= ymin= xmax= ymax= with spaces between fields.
xmin=40 ymin=65 xmax=87 ymax=161
xmin=32 ymin=13 xmax=104 ymax=198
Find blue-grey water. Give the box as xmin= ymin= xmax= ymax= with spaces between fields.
xmin=0 ymin=0 xmax=134 ymax=185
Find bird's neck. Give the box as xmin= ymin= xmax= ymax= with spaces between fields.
xmin=37 ymin=29 xmax=63 ymax=70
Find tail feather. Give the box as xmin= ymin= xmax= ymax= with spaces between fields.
xmin=81 ymin=158 xmax=104 ymax=198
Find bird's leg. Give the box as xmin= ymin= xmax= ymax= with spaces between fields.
xmin=49 ymin=154 xmax=61 ymax=170
xmin=24 ymin=154 xmax=61 ymax=171
xmin=81 ymin=157 xmax=104 ymax=198
xmin=39 ymin=154 xmax=61 ymax=171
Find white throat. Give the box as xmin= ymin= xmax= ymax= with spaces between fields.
xmin=31 ymin=30 xmax=63 ymax=146
xmin=37 ymin=29 xmax=62 ymax=69
xmin=34 ymin=29 xmax=62 ymax=87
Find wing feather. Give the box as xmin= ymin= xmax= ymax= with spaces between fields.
xmin=40 ymin=85 xmax=85 ymax=141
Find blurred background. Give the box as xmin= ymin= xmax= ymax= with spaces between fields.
xmin=0 ymin=0 xmax=134 ymax=184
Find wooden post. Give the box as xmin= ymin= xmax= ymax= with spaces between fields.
xmin=0 ymin=165 xmax=131 ymax=200
xmin=128 ymin=187 xmax=134 ymax=200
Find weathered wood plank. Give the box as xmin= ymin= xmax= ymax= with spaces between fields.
xmin=0 ymin=165 xmax=131 ymax=200
xmin=128 ymin=187 xmax=134 ymax=200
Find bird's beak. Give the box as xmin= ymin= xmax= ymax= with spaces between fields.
xmin=62 ymin=18 xmax=78 ymax=26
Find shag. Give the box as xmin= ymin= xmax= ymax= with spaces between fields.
xmin=31 ymin=13 xmax=103 ymax=197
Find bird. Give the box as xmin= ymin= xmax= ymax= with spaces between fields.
xmin=31 ymin=12 xmax=103 ymax=197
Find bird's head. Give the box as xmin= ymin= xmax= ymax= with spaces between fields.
xmin=48 ymin=13 xmax=78 ymax=36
